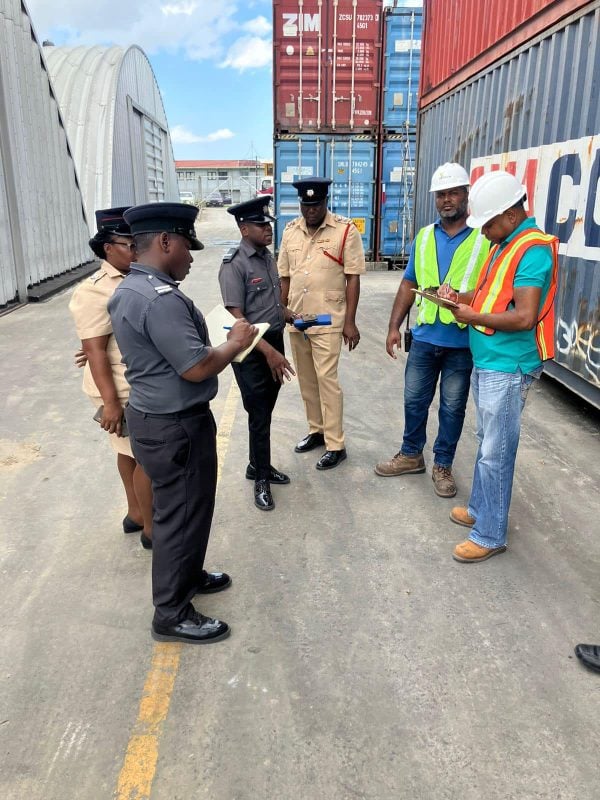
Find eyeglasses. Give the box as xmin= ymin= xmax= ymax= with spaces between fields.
xmin=110 ymin=241 xmax=136 ymax=251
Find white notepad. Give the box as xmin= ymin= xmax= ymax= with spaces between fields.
xmin=205 ymin=304 xmax=270 ymax=363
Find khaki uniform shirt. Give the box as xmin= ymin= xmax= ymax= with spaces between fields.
xmin=68 ymin=261 xmax=129 ymax=399
xmin=277 ymin=210 xmax=365 ymax=333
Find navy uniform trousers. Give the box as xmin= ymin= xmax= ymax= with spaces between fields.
xmin=232 ymin=330 xmax=284 ymax=480
xmin=126 ymin=403 xmax=217 ymax=626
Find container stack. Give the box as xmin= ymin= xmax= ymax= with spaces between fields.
xmin=376 ymin=1 xmax=422 ymax=265
xmin=272 ymin=0 xmax=384 ymax=258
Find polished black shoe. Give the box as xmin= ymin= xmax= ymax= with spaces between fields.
xmin=316 ymin=448 xmax=347 ymax=470
xmin=294 ymin=432 xmax=325 ymax=453
xmin=575 ymin=643 xmax=600 ymax=673
xmin=140 ymin=533 xmax=152 ymax=550
xmin=196 ymin=570 xmax=232 ymax=594
xmin=245 ymin=464 xmax=290 ymax=484
xmin=123 ymin=515 xmax=143 ymax=534
xmin=254 ymin=479 xmax=274 ymax=511
xmin=151 ymin=611 xmax=230 ymax=644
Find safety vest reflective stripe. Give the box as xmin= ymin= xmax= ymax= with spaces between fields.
xmin=414 ymin=225 xmax=489 ymax=327
xmin=471 ymin=228 xmax=559 ymax=360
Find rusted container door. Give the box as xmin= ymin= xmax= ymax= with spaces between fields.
xmin=273 ymin=0 xmax=383 ymax=133
xmin=325 ymin=0 xmax=383 ymax=132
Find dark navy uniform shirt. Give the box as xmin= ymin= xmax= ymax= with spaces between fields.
xmin=108 ymin=263 xmax=217 ymax=413
xmin=218 ymin=239 xmax=285 ymax=331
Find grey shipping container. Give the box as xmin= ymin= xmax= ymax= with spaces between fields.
xmin=415 ymin=1 xmax=600 ymax=408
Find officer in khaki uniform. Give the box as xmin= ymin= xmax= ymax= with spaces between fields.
xmin=69 ymin=207 xmax=153 ymax=543
xmin=278 ymin=177 xmax=366 ymax=470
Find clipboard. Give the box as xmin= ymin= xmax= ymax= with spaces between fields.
xmin=205 ymin=304 xmax=269 ymax=363
xmin=411 ymin=288 xmax=459 ymax=309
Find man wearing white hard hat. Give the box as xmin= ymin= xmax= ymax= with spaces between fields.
xmin=438 ymin=170 xmax=558 ymax=563
xmin=375 ymin=163 xmax=489 ymax=498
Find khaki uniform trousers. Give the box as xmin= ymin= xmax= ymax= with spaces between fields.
xmin=289 ymin=331 xmax=344 ymax=451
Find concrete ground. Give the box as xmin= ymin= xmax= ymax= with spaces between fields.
xmin=1 ymin=207 xmax=599 ymax=800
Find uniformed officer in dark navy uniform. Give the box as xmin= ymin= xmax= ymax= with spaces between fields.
xmin=219 ymin=196 xmax=296 ymax=511
xmin=108 ymin=202 xmax=257 ymax=645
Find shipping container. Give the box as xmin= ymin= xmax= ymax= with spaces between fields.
xmin=274 ymin=134 xmax=376 ymax=256
xmin=377 ymin=134 xmax=416 ymax=260
xmin=420 ymin=0 xmax=589 ymax=107
xmin=381 ymin=3 xmax=422 ymax=131
xmin=415 ymin=1 xmax=600 ymax=408
xmin=273 ymin=0 xmax=383 ymax=134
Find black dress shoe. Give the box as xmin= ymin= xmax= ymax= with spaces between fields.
xmin=140 ymin=533 xmax=152 ymax=550
xmin=152 ymin=611 xmax=230 ymax=644
xmin=575 ymin=643 xmax=600 ymax=673
xmin=316 ymin=448 xmax=347 ymax=470
xmin=123 ymin=515 xmax=143 ymax=534
xmin=245 ymin=464 xmax=290 ymax=484
xmin=294 ymin=432 xmax=325 ymax=453
xmin=196 ymin=570 xmax=232 ymax=594
xmin=254 ymin=479 xmax=274 ymax=511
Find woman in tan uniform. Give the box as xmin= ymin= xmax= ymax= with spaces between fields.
xmin=69 ymin=208 xmax=153 ymax=548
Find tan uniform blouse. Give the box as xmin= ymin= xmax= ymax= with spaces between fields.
xmin=68 ymin=261 xmax=129 ymax=399
xmin=277 ymin=211 xmax=366 ymax=333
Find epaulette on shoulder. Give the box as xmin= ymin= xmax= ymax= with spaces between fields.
xmin=222 ymin=246 xmax=239 ymax=263
xmin=285 ymin=218 xmax=299 ymax=229
xmin=90 ymin=268 xmax=106 ymax=284
xmin=334 ymin=214 xmax=353 ymax=224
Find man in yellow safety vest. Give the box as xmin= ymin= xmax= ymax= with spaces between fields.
xmin=375 ymin=163 xmax=489 ymax=498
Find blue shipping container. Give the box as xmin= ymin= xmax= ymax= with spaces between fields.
xmin=382 ymin=4 xmax=422 ymax=131
xmin=379 ymin=134 xmax=416 ymax=258
xmin=274 ymin=135 xmax=376 ymax=256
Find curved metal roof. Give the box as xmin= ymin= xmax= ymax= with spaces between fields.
xmin=43 ymin=45 xmax=178 ymax=232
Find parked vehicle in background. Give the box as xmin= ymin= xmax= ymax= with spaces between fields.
xmin=179 ymin=191 xmax=197 ymax=206
xmin=205 ymin=193 xmax=224 ymax=207
xmin=416 ymin=0 xmax=600 ymax=409
xmin=256 ymin=176 xmax=273 ymax=198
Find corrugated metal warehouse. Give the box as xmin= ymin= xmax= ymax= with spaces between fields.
xmin=43 ymin=44 xmax=179 ymax=234
xmin=416 ymin=0 xmax=600 ymax=407
xmin=0 ymin=0 xmax=90 ymax=307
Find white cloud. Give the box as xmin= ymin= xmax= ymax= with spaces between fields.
xmin=162 ymin=2 xmax=198 ymax=16
xmin=171 ymin=125 xmax=235 ymax=144
xmin=243 ymin=15 xmax=271 ymax=36
xmin=220 ymin=36 xmax=272 ymax=72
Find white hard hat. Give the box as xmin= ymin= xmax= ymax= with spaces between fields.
xmin=466 ymin=171 xmax=527 ymax=228
xmin=429 ymin=162 xmax=470 ymax=192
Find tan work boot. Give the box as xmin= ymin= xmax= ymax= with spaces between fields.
xmin=374 ymin=452 xmax=425 ymax=477
xmin=432 ymin=465 xmax=457 ymax=497
xmin=450 ymin=507 xmax=475 ymax=527
xmin=452 ymin=540 xmax=506 ymax=563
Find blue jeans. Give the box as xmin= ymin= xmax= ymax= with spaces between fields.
xmin=401 ymin=339 xmax=473 ymax=467
xmin=467 ymin=367 xmax=542 ymax=549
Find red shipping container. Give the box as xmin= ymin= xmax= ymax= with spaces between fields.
xmin=420 ymin=0 xmax=588 ymax=108
xmin=273 ymin=0 xmax=384 ymax=133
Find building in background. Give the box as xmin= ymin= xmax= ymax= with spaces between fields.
xmin=175 ymin=161 xmax=269 ymax=205
xmin=0 ymin=0 xmax=91 ymax=308
xmin=416 ymin=0 xmax=600 ymax=408
xmin=43 ymin=44 xmax=179 ymax=235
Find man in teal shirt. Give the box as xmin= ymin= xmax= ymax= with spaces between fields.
xmin=439 ymin=171 xmax=558 ymax=563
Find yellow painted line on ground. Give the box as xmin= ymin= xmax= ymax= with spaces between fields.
xmin=115 ymin=381 xmax=240 ymax=800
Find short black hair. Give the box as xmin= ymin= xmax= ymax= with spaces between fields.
xmin=510 ymin=193 xmax=527 ymax=211
xmin=132 ymin=231 xmax=159 ymax=254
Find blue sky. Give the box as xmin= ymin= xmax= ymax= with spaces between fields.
xmin=27 ymin=0 xmax=274 ymax=161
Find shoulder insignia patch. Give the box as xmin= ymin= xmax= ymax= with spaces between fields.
xmin=285 ymin=218 xmax=299 ymax=229
xmin=334 ymin=214 xmax=352 ymax=224
xmin=90 ymin=269 xmax=105 ymax=284
xmin=154 ymin=284 xmax=172 ymax=295
xmin=222 ymin=246 xmax=239 ymax=264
